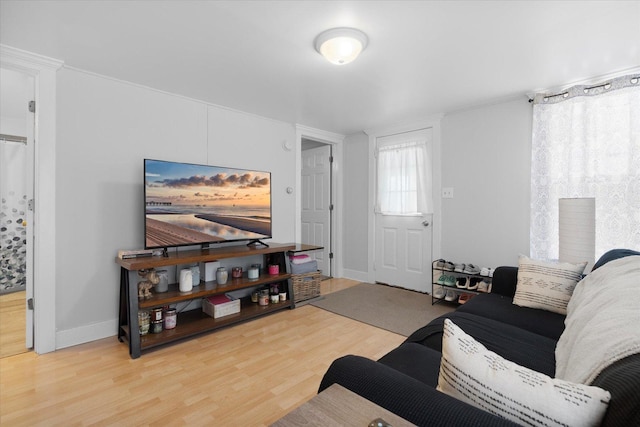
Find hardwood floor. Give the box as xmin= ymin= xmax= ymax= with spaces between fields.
xmin=0 ymin=278 xmax=406 ymax=426
xmin=0 ymin=290 xmax=28 ymax=358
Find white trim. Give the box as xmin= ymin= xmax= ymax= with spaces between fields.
xmin=341 ymin=268 xmax=369 ymax=283
xmin=55 ymin=319 xmax=118 ymax=350
xmin=364 ymin=117 xmax=443 ymax=284
xmin=295 ymin=125 xmax=346 ymax=278
xmin=1 ymin=44 xmax=63 ymax=354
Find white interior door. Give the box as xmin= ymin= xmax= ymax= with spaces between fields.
xmin=374 ymin=128 xmax=433 ymax=292
xmin=301 ymin=145 xmax=331 ymax=276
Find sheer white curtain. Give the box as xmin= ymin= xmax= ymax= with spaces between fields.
xmin=376 ymin=133 xmax=433 ymax=215
xmin=530 ymin=75 xmax=640 ymax=261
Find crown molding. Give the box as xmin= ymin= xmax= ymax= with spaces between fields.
xmin=0 ymin=44 xmax=63 ymax=71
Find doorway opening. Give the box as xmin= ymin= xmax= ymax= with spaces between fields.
xmin=0 ymin=68 xmax=35 ymax=358
xmin=301 ymin=138 xmax=333 ymax=278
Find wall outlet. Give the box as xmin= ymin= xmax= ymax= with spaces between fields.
xmin=442 ymin=187 xmax=454 ymax=199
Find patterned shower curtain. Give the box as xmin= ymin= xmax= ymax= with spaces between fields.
xmin=0 ymin=138 xmax=27 ymax=294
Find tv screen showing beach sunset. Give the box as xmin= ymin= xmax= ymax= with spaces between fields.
xmin=144 ymin=159 xmax=272 ymax=249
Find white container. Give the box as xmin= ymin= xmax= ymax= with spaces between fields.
xmin=200 ymin=261 xmax=220 ymax=282
xmin=202 ymin=295 xmax=240 ymax=318
xmin=179 ymin=269 xmax=193 ymax=292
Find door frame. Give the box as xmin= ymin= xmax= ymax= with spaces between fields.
xmin=1 ymin=45 xmax=62 ymax=354
xmin=364 ymin=116 xmax=444 ymax=286
xmin=295 ymin=125 xmax=345 ymax=278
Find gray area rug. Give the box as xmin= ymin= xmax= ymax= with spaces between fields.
xmin=311 ymin=282 xmax=454 ymax=336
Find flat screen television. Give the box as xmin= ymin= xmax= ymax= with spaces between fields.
xmin=144 ymin=159 xmax=272 ymax=249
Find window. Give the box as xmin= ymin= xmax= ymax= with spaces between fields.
xmin=376 ymin=130 xmax=432 ymax=215
xmin=530 ymin=75 xmax=640 ymax=261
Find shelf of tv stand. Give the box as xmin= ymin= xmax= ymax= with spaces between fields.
xmin=122 ymin=298 xmax=290 ymax=351
xmin=138 ymin=273 xmax=291 ymax=309
xmin=116 ymin=242 xmax=301 ymax=358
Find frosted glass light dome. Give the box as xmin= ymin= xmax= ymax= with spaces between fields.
xmin=315 ymin=28 xmax=368 ymax=65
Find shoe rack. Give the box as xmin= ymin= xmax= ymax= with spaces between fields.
xmin=431 ymin=261 xmax=493 ymax=306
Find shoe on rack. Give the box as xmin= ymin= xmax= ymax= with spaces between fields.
xmin=463 ymin=264 xmax=481 ymax=275
xmin=433 ymin=285 xmax=445 ymax=299
xmin=444 ymin=275 xmax=457 ymax=287
xmin=445 ymin=289 xmax=456 ymax=301
xmin=488 ymin=268 xmax=494 ymax=277
xmin=458 ymin=293 xmax=472 ymax=304
xmin=480 ymin=267 xmax=490 ymax=277
xmin=437 ymin=274 xmax=448 ymax=285
xmin=433 ymin=259 xmax=447 ymax=269
xmin=467 ymin=278 xmax=479 ymax=290
xmin=454 ymin=263 xmax=465 ymax=273
xmin=477 ymin=281 xmax=489 ymax=293
xmin=456 ymin=277 xmax=468 ymax=289
xmin=443 ymin=261 xmax=455 ymax=271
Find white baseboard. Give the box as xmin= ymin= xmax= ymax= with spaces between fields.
xmin=56 ymin=319 xmax=117 ymax=350
xmin=342 ymin=268 xmax=369 ymax=283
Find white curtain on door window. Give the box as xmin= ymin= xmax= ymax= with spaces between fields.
xmin=376 ymin=138 xmax=432 ymax=215
xmin=530 ymin=74 xmax=640 ymax=262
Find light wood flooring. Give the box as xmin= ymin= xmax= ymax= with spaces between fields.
xmin=0 ymin=278 xmax=406 ymax=426
xmin=0 ymin=290 xmax=28 ymax=358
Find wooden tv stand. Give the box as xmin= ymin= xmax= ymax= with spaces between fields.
xmin=116 ymin=243 xmax=311 ymax=358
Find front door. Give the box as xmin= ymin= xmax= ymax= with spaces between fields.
xmin=373 ymin=128 xmax=433 ymax=292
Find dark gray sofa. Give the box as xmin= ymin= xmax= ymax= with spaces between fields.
xmin=319 ymin=250 xmax=640 ymax=426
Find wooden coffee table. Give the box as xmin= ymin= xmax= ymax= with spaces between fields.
xmin=271 ymin=384 xmax=416 ymax=426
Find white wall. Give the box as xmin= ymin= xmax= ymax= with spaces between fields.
xmin=207 ymin=108 xmax=296 ymax=243
xmin=440 ymin=98 xmax=532 ymax=268
xmin=55 ymin=68 xmax=296 ymax=348
xmin=0 ymin=68 xmax=30 ymax=136
xmin=342 ymin=132 xmax=369 ymax=279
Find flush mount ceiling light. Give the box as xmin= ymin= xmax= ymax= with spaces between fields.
xmin=314 ymin=27 xmax=368 ymax=65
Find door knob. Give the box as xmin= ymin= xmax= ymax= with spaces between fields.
xmin=422 ymin=220 xmax=430 ymax=227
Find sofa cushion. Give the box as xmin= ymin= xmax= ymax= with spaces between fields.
xmin=456 ymin=293 xmax=566 ymax=340
xmin=438 ymin=319 xmax=611 ymax=427
xmin=513 ymin=255 xmax=587 ymax=315
xmin=405 ymin=311 xmax=557 ymax=376
xmin=377 ymin=342 xmax=441 ymax=387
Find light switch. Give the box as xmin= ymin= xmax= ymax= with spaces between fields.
xmin=442 ymin=187 xmax=454 ymax=199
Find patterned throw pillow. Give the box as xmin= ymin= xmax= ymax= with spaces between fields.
xmin=512 ymin=255 xmax=587 ymax=315
xmin=437 ymin=320 xmax=611 ymax=427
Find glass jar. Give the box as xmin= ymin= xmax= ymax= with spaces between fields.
xmin=232 ymin=267 xmax=243 ymax=278
xmin=258 ymin=289 xmax=269 ymax=306
xmin=138 ymin=311 xmax=150 ymax=335
xmin=164 ymin=308 xmax=177 ymax=330
xmin=216 ymin=267 xmax=228 ymax=285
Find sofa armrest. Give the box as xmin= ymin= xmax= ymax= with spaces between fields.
xmin=490 ymin=266 xmax=518 ymax=297
xmin=319 ymin=355 xmax=518 ymax=427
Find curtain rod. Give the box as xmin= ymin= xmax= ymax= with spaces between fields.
xmin=531 ymin=74 xmax=640 ymax=105
xmin=0 ymin=133 xmax=27 ymax=144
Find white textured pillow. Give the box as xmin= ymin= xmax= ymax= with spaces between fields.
xmin=437 ymin=319 xmax=610 ymax=427
xmin=513 ymin=255 xmax=587 ymax=314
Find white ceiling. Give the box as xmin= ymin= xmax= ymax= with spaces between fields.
xmin=1 ymin=1 xmax=639 ymax=135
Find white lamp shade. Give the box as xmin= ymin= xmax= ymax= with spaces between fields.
xmin=315 ymin=28 xmax=368 ymax=65
xmin=559 ymin=198 xmax=595 ymax=270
